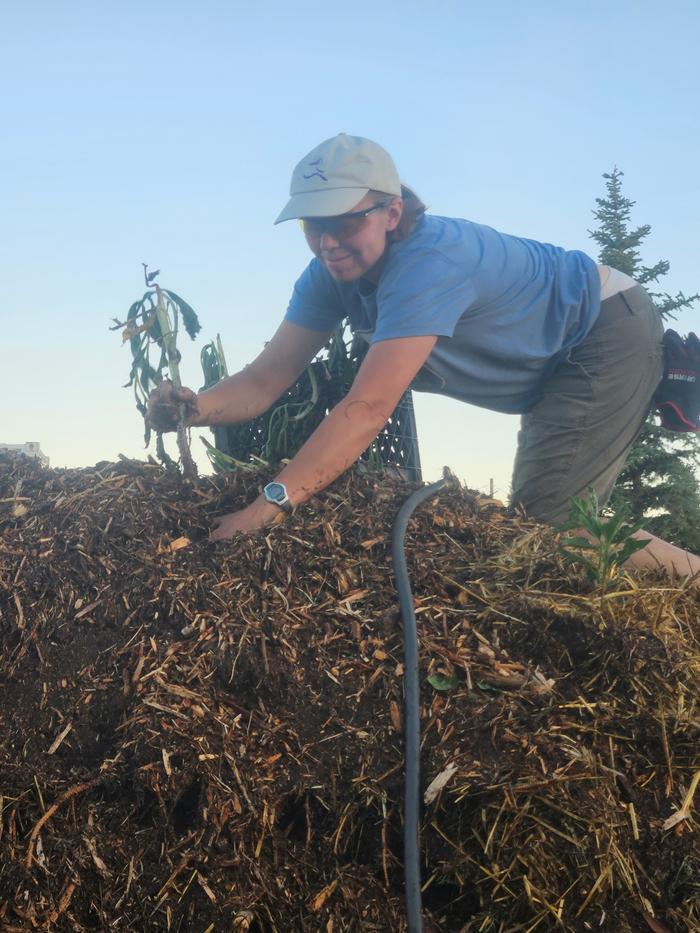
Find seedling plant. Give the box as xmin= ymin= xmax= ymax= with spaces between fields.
xmin=560 ymin=489 xmax=650 ymax=587
xmin=112 ymin=265 xmax=201 ymax=478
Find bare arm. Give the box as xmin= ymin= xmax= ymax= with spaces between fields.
xmin=148 ymin=321 xmax=333 ymax=430
xmin=211 ymin=334 xmax=438 ymax=538
xmin=277 ymin=335 xmax=437 ymax=500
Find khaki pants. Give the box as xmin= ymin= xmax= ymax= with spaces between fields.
xmin=511 ymin=285 xmax=664 ymax=526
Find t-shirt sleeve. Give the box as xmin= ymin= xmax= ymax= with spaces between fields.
xmin=372 ymin=250 xmax=477 ymax=343
xmin=284 ymin=259 xmax=347 ymax=332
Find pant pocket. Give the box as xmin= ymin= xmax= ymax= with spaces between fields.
xmin=617 ymin=285 xmax=653 ymax=316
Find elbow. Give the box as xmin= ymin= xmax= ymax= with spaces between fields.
xmin=339 ymin=396 xmax=392 ymax=434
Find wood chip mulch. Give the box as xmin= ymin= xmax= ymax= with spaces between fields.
xmin=1 ymin=452 xmax=698 ymax=932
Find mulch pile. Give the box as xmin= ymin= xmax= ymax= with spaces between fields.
xmin=1 ymin=452 xmax=699 ymax=933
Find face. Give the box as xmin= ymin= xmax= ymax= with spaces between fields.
xmin=302 ymin=193 xmax=403 ymax=283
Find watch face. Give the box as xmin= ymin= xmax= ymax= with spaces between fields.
xmin=266 ymin=482 xmax=286 ymax=502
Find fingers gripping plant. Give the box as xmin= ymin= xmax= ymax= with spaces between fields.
xmin=560 ymin=489 xmax=650 ymax=587
xmin=112 ymin=265 xmax=201 ymax=478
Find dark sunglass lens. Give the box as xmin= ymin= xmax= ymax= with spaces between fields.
xmin=302 ymin=219 xmax=323 ymax=238
xmin=303 ymin=208 xmax=375 ymax=240
xmin=335 ymin=216 xmax=364 ymax=238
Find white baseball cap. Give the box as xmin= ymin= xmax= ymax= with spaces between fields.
xmin=275 ymin=133 xmax=402 ymax=224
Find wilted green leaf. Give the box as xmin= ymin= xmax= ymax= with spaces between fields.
xmin=427 ymin=673 xmax=459 ymax=692
xmin=560 ymin=536 xmax=596 ymax=550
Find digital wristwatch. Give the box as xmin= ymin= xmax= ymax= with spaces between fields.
xmin=263 ymin=481 xmax=293 ymax=514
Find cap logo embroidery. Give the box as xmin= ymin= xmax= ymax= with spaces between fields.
xmin=303 ymin=158 xmax=328 ymax=182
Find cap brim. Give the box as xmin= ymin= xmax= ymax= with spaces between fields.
xmin=274 ymin=187 xmax=370 ymax=224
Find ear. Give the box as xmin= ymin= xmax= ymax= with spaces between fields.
xmin=385 ymin=198 xmax=403 ymax=233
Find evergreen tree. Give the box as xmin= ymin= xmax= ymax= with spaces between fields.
xmin=590 ymin=168 xmax=700 ymax=550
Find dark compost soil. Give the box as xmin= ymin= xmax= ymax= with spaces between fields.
xmin=1 ymin=452 xmax=698 ymax=932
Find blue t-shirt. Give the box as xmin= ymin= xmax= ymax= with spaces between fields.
xmin=285 ymin=214 xmax=601 ymax=414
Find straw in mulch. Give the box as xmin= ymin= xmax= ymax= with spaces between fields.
xmin=0 ymin=451 xmax=698 ymax=932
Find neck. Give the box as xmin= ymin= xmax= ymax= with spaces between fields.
xmin=362 ymin=246 xmax=390 ymax=284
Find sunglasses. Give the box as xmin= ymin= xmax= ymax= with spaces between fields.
xmin=300 ymin=200 xmax=391 ymax=241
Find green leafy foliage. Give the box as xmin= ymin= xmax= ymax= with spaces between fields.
xmin=200 ymin=335 xmax=228 ymax=387
xmin=608 ymin=420 xmax=700 ymax=551
xmin=161 ymin=289 xmax=201 ymax=341
xmin=113 ymin=271 xmax=202 ymax=476
xmin=590 ymin=168 xmax=699 ymax=320
xmin=120 ymin=287 xmax=201 ymax=446
xmin=199 ymin=325 xmax=353 ymax=467
xmin=590 ymin=169 xmax=700 ymax=550
xmin=200 ymin=436 xmax=261 ymax=473
xmin=560 ymin=489 xmax=650 ymax=586
xmin=200 ymin=324 xmax=411 ymax=474
xmin=427 ymin=672 xmax=459 ymax=692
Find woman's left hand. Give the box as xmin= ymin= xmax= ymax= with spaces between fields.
xmin=209 ymin=498 xmax=283 ymax=541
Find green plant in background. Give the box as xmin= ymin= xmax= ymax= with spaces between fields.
xmin=590 ymin=168 xmax=700 ymax=551
xmin=112 ymin=265 xmax=201 ymax=478
xmin=560 ymin=489 xmax=650 ymax=586
xmin=200 ymin=323 xmax=392 ymax=473
xmin=200 ymin=333 xmax=229 ymax=388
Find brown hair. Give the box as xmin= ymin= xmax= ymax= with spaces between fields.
xmin=370 ymin=185 xmax=427 ymax=241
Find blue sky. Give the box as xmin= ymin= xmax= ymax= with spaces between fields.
xmin=2 ymin=0 xmax=699 ymax=499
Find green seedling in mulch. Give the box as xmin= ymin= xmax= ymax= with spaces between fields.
xmin=199 ymin=437 xmax=265 ymax=474
xmin=560 ymin=489 xmax=649 ymax=587
xmin=111 ymin=265 xmax=201 ymax=478
xmin=427 ymin=672 xmax=460 ymax=692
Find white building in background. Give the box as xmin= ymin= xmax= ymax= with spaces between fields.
xmin=0 ymin=441 xmax=49 ymax=467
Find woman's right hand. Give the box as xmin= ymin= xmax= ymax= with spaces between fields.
xmin=146 ymin=381 xmax=199 ymax=432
